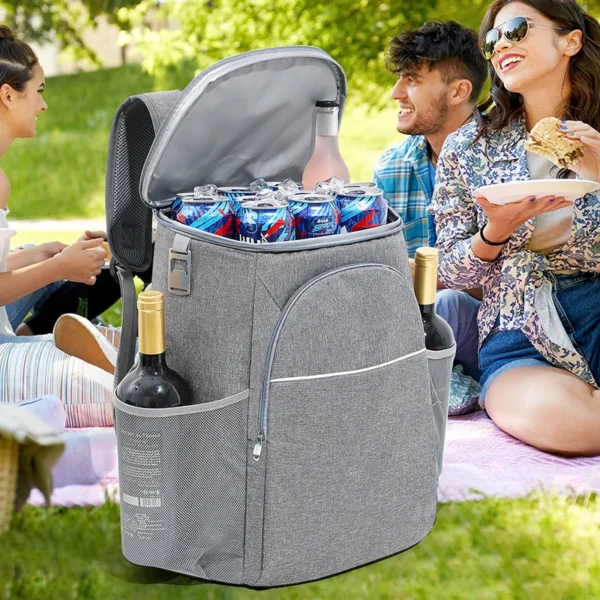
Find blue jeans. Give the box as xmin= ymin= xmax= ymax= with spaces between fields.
xmin=1 ymin=282 xmax=65 ymax=344
xmin=479 ymin=272 xmax=600 ymax=405
xmin=435 ymin=289 xmax=482 ymax=381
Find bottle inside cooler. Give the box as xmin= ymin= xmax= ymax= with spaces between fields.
xmin=302 ymin=100 xmax=350 ymax=189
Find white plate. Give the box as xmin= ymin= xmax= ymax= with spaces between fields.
xmin=474 ymin=179 xmax=600 ymax=205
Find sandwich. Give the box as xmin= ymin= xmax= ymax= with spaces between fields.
xmin=524 ymin=117 xmax=585 ymax=169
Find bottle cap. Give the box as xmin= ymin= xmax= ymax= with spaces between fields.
xmin=415 ymin=247 xmax=439 ymax=266
xmin=316 ymin=100 xmax=339 ymax=108
xmin=138 ymin=290 xmax=164 ymax=311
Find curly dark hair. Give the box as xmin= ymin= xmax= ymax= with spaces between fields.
xmin=0 ymin=24 xmax=39 ymax=92
xmin=386 ymin=20 xmax=488 ymax=103
xmin=479 ymin=0 xmax=600 ymax=133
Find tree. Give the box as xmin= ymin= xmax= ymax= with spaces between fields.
xmin=119 ymin=0 xmax=441 ymax=103
xmin=119 ymin=0 xmax=600 ymax=102
xmin=1 ymin=0 xmax=138 ymax=65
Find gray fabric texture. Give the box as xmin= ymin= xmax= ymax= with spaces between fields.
xmin=115 ymin=393 xmax=248 ymax=584
xmin=267 ymin=265 xmax=421 ymax=380
xmin=257 ymin=354 xmax=437 ymax=586
xmin=152 ymin=226 xmax=257 ymax=404
xmin=243 ymin=439 xmax=268 ymax=585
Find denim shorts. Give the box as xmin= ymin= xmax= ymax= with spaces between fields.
xmin=479 ymin=271 xmax=600 ymax=406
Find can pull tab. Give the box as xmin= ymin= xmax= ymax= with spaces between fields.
xmin=168 ymin=234 xmax=191 ymax=296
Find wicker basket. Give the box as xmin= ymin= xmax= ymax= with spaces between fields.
xmin=0 ymin=437 xmax=19 ymax=533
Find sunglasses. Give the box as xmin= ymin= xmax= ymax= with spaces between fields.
xmin=482 ymin=16 xmax=571 ymax=60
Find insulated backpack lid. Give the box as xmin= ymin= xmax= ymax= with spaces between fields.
xmin=140 ymin=46 xmax=347 ymax=207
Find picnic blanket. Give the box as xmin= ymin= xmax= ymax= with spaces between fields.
xmin=26 ymin=411 xmax=600 ymax=507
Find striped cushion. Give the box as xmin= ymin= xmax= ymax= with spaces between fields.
xmin=0 ymin=341 xmax=113 ymax=428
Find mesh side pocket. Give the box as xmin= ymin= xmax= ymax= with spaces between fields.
xmin=114 ymin=392 xmax=248 ymax=584
xmin=427 ymin=346 xmax=456 ymax=477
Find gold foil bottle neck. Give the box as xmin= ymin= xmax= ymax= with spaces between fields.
xmin=414 ymin=247 xmax=438 ymax=306
xmin=138 ymin=290 xmax=164 ymax=311
xmin=138 ymin=290 xmax=165 ymax=355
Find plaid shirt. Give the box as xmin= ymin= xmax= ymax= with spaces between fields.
xmin=373 ymin=135 xmax=436 ymax=258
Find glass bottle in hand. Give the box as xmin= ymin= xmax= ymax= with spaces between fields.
xmin=116 ymin=290 xmax=192 ymax=408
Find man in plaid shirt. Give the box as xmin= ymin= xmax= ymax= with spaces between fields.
xmin=373 ymin=21 xmax=487 ymax=381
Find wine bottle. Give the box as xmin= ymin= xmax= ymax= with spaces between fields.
xmin=301 ymin=100 xmax=351 ymax=189
xmin=413 ymin=248 xmax=455 ymax=351
xmin=116 ymin=290 xmax=192 ymax=408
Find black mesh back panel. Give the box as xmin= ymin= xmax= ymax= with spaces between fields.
xmin=106 ymin=92 xmax=181 ymax=271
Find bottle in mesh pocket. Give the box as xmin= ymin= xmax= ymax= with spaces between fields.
xmin=413 ymin=247 xmax=455 ymax=352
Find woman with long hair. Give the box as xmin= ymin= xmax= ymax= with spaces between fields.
xmin=429 ymin=0 xmax=600 ymax=455
xmin=0 ymin=24 xmax=115 ymax=427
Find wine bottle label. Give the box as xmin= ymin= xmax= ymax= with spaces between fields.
xmin=316 ymin=111 xmax=339 ymax=137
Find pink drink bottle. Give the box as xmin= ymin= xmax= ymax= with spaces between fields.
xmin=301 ymin=100 xmax=350 ymax=189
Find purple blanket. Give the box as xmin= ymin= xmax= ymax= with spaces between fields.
xmin=27 ymin=412 xmax=600 ymax=506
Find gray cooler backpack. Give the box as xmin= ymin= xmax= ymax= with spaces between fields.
xmin=105 ymin=45 xmax=455 ymax=589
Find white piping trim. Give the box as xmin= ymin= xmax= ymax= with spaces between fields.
xmin=270 ymin=348 xmax=426 ymax=383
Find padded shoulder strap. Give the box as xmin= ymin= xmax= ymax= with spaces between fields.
xmin=105 ymin=90 xmax=181 ymax=272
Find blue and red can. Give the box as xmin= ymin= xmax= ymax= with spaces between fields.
xmin=218 ymin=187 xmax=256 ymax=215
xmin=172 ymin=195 xmax=235 ymax=238
xmin=171 ymin=192 xmax=194 ymax=216
xmin=237 ymin=201 xmax=295 ymax=243
xmin=335 ymin=188 xmax=388 ymax=232
xmin=287 ymin=193 xmax=340 ymax=239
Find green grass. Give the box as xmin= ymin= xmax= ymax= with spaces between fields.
xmin=4 ymin=65 xmax=400 ymax=221
xmin=4 ymin=65 xmax=172 ymax=220
xmin=1 ymin=494 xmax=598 ymax=599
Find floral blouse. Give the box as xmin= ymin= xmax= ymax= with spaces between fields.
xmin=428 ymin=112 xmax=600 ymax=388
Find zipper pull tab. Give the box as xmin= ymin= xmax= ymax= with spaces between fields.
xmin=252 ymin=430 xmax=264 ymax=462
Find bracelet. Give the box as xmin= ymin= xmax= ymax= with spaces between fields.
xmin=479 ymin=224 xmax=510 ymax=246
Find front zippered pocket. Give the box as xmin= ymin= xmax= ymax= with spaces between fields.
xmin=252 ymin=262 xmax=421 ymax=460
xmin=249 ymin=262 xmax=438 ymax=586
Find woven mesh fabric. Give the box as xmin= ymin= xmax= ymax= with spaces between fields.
xmin=116 ymin=394 xmax=247 ymax=583
xmin=105 ymin=92 xmax=180 ymax=271
xmin=428 ymin=352 xmax=455 ymax=477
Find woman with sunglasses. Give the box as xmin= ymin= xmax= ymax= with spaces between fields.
xmin=429 ymin=0 xmax=600 ymax=456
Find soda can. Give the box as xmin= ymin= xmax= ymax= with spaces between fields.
xmin=171 ymin=191 xmax=194 ymax=216
xmin=343 ymin=182 xmax=377 ymax=190
xmin=218 ymin=187 xmax=256 ymax=215
xmin=237 ymin=200 xmax=296 ymax=243
xmin=335 ymin=187 xmax=388 ymax=232
xmin=172 ymin=195 xmax=235 ymax=238
xmin=287 ymin=193 xmax=341 ymax=239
